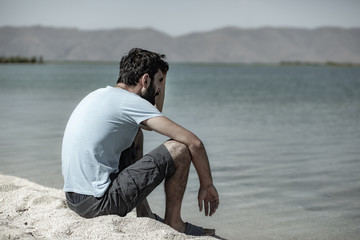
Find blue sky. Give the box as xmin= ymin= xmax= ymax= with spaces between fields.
xmin=1 ymin=0 xmax=359 ymax=36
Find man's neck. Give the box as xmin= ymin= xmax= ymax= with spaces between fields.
xmin=115 ymin=83 xmax=141 ymax=95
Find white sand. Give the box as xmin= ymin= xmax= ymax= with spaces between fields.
xmin=0 ymin=175 xmax=215 ymax=240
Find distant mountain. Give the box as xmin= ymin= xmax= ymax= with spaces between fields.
xmin=0 ymin=26 xmax=359 ymax=63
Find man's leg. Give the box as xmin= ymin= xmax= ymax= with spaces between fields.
xmin=132 ymin=130 xmax=214 ymax=235
xmin=133 ymin=129 xmax=156 ymax=219
xmin=162 ymin=140 xmax=190 ymax=231
xmin=163 ymin=140 xmax=215 ymax=236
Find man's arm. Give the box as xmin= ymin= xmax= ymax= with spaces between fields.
xmin=142 ymin=116 xmax=219 ymax=216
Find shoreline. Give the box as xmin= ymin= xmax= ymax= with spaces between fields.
xmin=0 ymin=174 xmax=215 ymax=240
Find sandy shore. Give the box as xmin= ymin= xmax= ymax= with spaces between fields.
xmin=0 ymin=174 xmax=216 ymax=240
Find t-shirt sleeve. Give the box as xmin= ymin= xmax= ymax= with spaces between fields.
xmin=122 ymin=94 xmax=163 ymax=125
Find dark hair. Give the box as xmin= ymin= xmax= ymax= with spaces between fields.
xmin=117 ymin=48 xmax=169 ymax=86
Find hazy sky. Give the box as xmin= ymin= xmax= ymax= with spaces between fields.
xmin=1 ymin=0 xmax=359 ymax=36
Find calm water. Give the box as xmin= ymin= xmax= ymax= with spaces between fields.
xmin=1 ymin=63 xmax=359 ymax=239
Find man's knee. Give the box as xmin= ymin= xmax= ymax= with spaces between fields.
xmin=164 ymin=140 xmax=191 ymax=168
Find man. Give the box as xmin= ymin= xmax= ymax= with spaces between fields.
xmin=62 ymin=48 xmax=219 ymax=236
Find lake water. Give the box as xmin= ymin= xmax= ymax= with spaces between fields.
xmin=1 ymin=62 xmax=359 ymax=239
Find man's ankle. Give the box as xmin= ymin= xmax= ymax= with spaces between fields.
xmin=164 ymin=218 xmax=186 ymax=233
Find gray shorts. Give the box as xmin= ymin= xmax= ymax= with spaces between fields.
xmin=66 ymin=143 xmax=175 ymax=218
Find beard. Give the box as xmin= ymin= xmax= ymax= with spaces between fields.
xmin=141 ymin=82 xmax=157 ymax=105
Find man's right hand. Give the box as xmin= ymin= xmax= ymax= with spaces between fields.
xmin=198 ymin=184 xmax=219 ymax=217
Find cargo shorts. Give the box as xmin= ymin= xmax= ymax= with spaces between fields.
xmin=65 ymin=143 xmax=175 ymax=218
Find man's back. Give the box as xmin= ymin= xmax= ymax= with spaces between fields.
xmin=61 ymin=86 xmax=162 ymax=197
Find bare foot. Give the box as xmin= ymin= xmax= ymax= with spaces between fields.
xmin=168 ymin=221 xmax=215 ymax=236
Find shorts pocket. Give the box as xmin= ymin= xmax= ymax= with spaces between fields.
xmin=119 ymin=169 xmax=139 ymax=204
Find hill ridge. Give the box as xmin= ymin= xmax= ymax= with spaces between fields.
xmin=1 ymin=26 xmax=359 ymax=63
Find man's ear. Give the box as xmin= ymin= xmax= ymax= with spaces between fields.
xmin=140 ymin=73 xmax=151 ymax=89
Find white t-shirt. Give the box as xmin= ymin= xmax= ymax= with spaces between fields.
xmin=62 ymin=86 xmax=162 ymax=197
